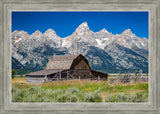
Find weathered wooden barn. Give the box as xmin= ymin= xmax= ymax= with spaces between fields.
xmin=26 ymin=54 xmax=108 ymax=84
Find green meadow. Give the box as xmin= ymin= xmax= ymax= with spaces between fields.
xmin=12 ymin=78 xmax=148 ymax=103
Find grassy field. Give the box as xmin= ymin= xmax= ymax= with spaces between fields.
xmin=12 ymin=78 xmax=148 ymax=103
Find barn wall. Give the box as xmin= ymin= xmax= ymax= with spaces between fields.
xmin=71 ymin=69 xmax=91 ymax=77
xmin=72 ymin=57 xmax=90 ymax=70
xmin=70 ymin=57 xmax=92 ymax=76
xmin=26 ymin=76 xmax=46 ymax=84
xmin=91 ymin=71 xmax=108 ymax=80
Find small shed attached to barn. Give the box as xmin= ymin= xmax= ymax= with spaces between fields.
xmin=26 ymin=54 xmax=108 ymax=84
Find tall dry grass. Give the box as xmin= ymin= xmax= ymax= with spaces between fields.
xmin=12 ymin=78 xmax=148 ymax=102
xmin=12 ymin=78 xmax=25 ymax=83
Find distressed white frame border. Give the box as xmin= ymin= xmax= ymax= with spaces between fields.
xmin=0 ymin=0 xmax=160 ymax=114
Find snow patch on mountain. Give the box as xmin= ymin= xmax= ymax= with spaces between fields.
xmin=95 ymin=39 xmax=106 ymax=49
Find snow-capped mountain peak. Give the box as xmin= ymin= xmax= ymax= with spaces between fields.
xmin=121 ymin=29 xmax=134 ymax=35
xmin=32 ymin=30 xmax=42 ymax=36
xmin=12 ymin=30 xmax=28 ymax=35
xmin=78 ymin=22 xmax=89 ymax=28
xmin=30 ymin=30 xmax=43 ymax=39
xmin=44 ymin=28 xmax=57 ymax=37
xmin=44 ymin=28 xmax=56 ymax=34
xmin=99 ymin=28 xmax=109 ymax=33
xmin=75 ymin=22 xmax=90 ymax=36
xmin=12 ymin=30 xmax=30 ymax=43
xmin=12 ymin=30 xmax=19 ymax=34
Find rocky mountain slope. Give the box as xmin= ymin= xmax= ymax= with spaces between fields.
xmin=12 ymin=22 xmax=148 ymax=74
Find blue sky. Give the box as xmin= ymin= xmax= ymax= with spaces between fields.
xmin=12 ymin=11 xmax=148 ymax=38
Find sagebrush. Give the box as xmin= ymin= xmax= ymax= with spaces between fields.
xmin=12 ymin=80 xmax=148 ymax=102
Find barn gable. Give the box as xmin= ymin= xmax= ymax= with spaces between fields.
xmin=70 ymin=54 xmax=91 ymax=70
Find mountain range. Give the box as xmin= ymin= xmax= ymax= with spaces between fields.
xmin=12 ymin=22 xmax=148 ymax=74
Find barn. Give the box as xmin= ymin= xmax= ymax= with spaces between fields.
xmin=26 ymin=54 xmax=108 ymax=84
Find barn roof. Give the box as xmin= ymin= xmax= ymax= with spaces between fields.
xmin=26 ymin=69 xmax=64 ymax=76
xmin=91 ymin=70 xmax=108 ymax=76
xmin=46 ymin=54 xmax=83 ymax=70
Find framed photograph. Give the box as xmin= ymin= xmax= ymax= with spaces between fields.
xmin=0 ymin=0 xmax=160 ymax=114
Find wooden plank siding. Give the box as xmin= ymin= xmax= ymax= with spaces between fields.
xmin=26 ymin=75 xmax=46 ymax=84
xmin=91 ymin=70 xmax=108 ymax=80
xmin=70 ymin=55 xmax=92 ymax=77
xmin=71 ymin=56 xmax=91 ymax=70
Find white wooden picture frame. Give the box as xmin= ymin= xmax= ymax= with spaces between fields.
xmin=0 ymin=0 xmax=160 ymax=114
